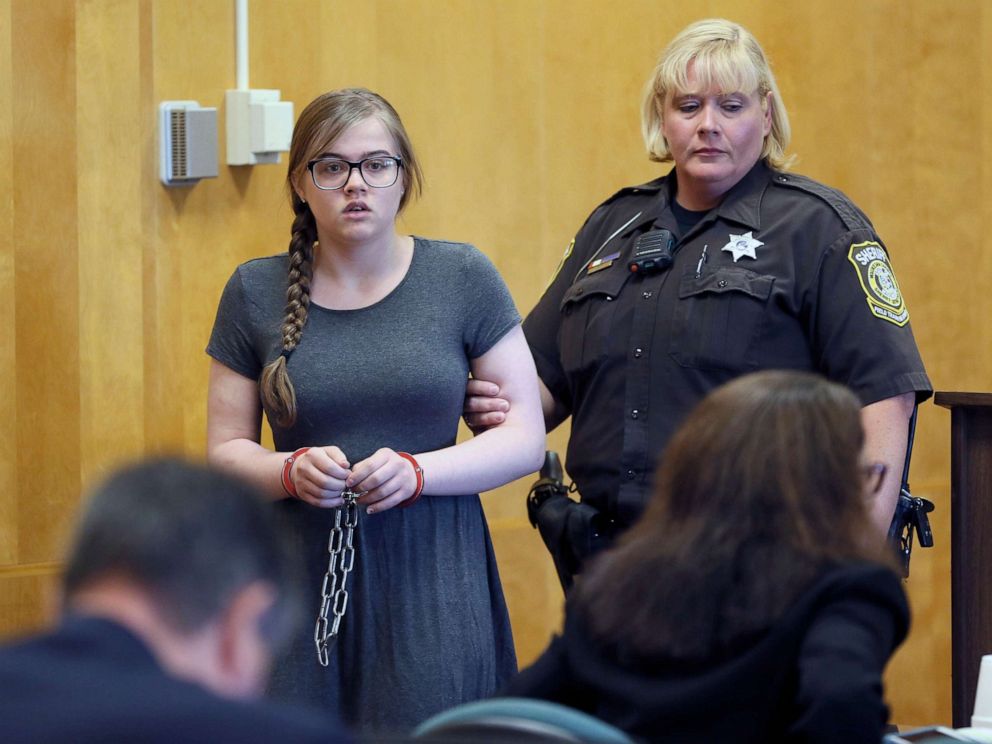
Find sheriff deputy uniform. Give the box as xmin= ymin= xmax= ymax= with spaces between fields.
xmin=523 ymin=160 xmax=933 ymax=531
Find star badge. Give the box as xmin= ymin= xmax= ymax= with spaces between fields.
xmin=721 ymin=232 xmax=764 ymax=262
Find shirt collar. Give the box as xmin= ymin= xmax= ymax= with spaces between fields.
xmin=617 ymin=160 xmax=773 ymax=238
xmin=706 ymin=159 xmax=771 ymax=231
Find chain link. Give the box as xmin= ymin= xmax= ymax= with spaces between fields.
xmin=314 ymin=488 xmax=359 ymax=666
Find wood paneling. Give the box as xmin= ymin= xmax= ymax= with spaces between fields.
xmin=0 ymin=0 xmax=17 ymax=567
xmin=0 ymin=567 xmax=60 ymax=638
xmin=12 ymin=0 xmax=80 ymax=565
xmin=0 ymin=0 xmax=987 ymax=729
xmin=77 ymin=0 xmax=149 ymax=485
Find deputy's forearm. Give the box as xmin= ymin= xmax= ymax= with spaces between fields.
xmin=860 ymin=392 xmax=916 ymax=537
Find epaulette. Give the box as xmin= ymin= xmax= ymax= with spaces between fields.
xmin=597 ymin=175 xmax=667 ymax=210
xmin=770 ymin=172 xmax=874 ymax=232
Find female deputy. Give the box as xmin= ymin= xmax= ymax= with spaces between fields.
xmin=467 ymin=18 xmax=931 ymax=573
xmin=505 ymin=370 xmax=909 ymax=743
xmin=206 ymin=88 xmax=544 ymax=733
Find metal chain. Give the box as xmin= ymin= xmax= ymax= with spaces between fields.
xmin=314 ymin=488 xmax=359 ymax=667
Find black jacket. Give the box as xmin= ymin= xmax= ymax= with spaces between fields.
xmin=505 ymin=562 xmax=909 ymax=743
xmin=0 ymin=615 xmax=349 ymax=743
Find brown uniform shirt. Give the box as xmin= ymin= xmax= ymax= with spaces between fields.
xmin=524 ymin=161 xmax=932 ymax=527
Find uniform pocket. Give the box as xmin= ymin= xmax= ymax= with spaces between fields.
xmin=558 ymin=267 xmax=631 ymax=373
xmin=669 ymin=267 xmax=774 ymax=371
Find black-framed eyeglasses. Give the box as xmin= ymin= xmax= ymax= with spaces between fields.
xmin=862 ymin=462 xmax=888 ymax=496
xmin=306 ymin=156 xmax=403 ymax=191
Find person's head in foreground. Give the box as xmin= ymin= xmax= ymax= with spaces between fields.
xmin=62 ymin=457 xmax=302 ymax=699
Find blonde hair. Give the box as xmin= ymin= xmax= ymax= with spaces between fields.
xmin=641 ymin=19 xmax=794 ymax=169
xmin=259 ymin=89 xmax=424 ymax=428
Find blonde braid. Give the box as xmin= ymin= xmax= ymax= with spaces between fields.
xmin=259 ymin=203 xmax=316 ymax=428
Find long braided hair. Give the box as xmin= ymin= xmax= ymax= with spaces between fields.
xmin=258 ymin=89 xmax=424 ymax=428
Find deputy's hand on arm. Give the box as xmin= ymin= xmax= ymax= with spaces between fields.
xmin=463 ymin=378 xmax=509 ymax=433
xmin=419 ymin=326 xmax=546 ymax=494
xmin=347 ymin=448 xmax=419 ymax=515
xmin=355 ymin=326 xmax=545 ymax=505
xmin=465 ymin=375 xmax=567 ymax=433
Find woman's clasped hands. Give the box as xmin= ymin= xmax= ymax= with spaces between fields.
xmin=289 ymin=446 xmax=420 ymax=514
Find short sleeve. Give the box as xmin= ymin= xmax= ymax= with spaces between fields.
xmin=206 ymin=267 xmax=265 ymax=380
xmin=459 ymin=245 xmax=521 ymax=359
xmin=522 ymin=234 xmax=585 ymax=409
xmin=807 ymin=230 xmax=932 ymax=406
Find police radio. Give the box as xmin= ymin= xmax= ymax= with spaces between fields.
xmin=628 ymin=229 xmax=674 ymax=274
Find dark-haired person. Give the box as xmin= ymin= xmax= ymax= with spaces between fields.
xmin=505 ymin=370 xmax=909 ymax=743
xmin=465 ymin=18 xmax=931 ymax=581
xmin=0 ymin=458 xmax=348 ymax=744
xmin=206 ymin=88 xmax=544 ymax=733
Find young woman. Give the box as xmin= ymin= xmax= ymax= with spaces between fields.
xmin=206 ymin=88 xmax=544 ymax=734
xmin=505 ymin=370 xmax=909 ymax=743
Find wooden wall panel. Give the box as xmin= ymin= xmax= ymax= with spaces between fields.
xmin=0 ymin=0 xmax=16 ymax=567
xmin=76 ymin=0 xmax=149 ymax=485
xmin=12 ymin=0 xmax=80 ymax=566
xmin=0 ymin=0 xmax=988 ymax=730
xmin=0 ymin=567 xmax=60 ymax=638
xmin=136 ymin=0 xmax=183 ymax=454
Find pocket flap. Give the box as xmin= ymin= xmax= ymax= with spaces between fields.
xmin=678 ymin=268 xmax=774 ymax=301
xmin=560 ymin=266 xmax=631 ymax=311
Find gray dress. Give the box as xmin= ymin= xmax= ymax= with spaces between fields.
xmin=207 ymin=238 xmax=519 ymax=735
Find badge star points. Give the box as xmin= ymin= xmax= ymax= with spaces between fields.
xmin=721 ymin=232 xmax=764 ymax=262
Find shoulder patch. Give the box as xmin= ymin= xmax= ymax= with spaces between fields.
xmin=772 ymin=173 xmax=873 ymax=232
xmin=847 ymin=240 xmax=909 ymax=326
xmin=545 ymin=238 xmax=575 ymax=289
